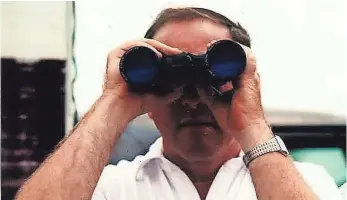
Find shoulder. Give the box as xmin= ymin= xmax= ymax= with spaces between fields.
xmin=92 ymin=156 xmax=148 ymax=200
xmin=98 ymin=155 xmax=148 ymax=184
xmin=294 ymin=161 xmax=343 ymax=200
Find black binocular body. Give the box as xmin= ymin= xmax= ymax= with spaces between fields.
xmin=119 ymin=40 xmax=247 ymax=98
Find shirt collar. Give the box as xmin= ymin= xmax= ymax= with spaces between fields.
xmin=135 ymin=137 xmax=163 ymax=180
xmin=135 ymin=137 xmax=245 ymax=180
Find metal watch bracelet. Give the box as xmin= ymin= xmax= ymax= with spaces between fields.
xmin=243 ymin=135 xmax=289 ymax=167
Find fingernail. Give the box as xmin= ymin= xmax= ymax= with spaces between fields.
xmin=157 ymin=52 xmax=163 ymax=58
xmin=207 ymin=40 xmax=217 ymax=48
xmin=174 ymin=48 xmax=182 ymax=52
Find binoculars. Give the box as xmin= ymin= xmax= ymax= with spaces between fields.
xmin=119 ymin=40 xmax=246 ymax=99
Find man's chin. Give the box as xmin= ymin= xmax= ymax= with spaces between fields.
xmin=175 ymin=125 xmax=222 ymax=146
xmin=176 ymin=145 xmax=225 ymax=163
xmin=177 ymin=125 xmax=219 ymax=136
xmin=175 ymin=136 xmax=220 ymax=158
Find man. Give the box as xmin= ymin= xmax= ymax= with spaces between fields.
xmin=16 ymin=7 xmax=342 ymax=200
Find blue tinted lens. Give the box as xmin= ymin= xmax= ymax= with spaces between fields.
xmin=126 ymin=64 xmax=156 ymax=83
xmin=123 ymin=47 xmax=158 ymax=84
xmin=208 ymin=40 xmax=246 ymax=79
xmin=210 ymin=59 xmax=243 ymax=78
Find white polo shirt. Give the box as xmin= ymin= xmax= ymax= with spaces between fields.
xmin=92 ymin=138 xmax=342 ymax=200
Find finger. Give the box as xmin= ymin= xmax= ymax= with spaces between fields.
xmin=206 ymin=40 xmax=218 ymax=49
xmin=109 ymin=39 xmax=181 ymax=70
xmin=232 ymin=41 xmax=257 ymax=76
xmin=107 ymin=41 xmax=164 ymax=81
xmin=143 ymin=39 xmax=182 ymax=55
xmin=219 ymin=81 xmax=234 ymax=93
xmin=117 ymin=40 xmax=163 ymax=58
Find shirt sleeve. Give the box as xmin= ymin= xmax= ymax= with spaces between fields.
xmin=296 ymin=162 xmax=343 ymax=200
xmin=91 ymin=165 xmax=120 ymax=200
xmin=339 ymin=182 xmax=347 ymax=199
xmin=91 ymin=188 xmax=107 ymax=200
xmin=91 ymin=170 xmax=108 ymax=200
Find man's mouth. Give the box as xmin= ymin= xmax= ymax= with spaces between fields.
xmin=179 ymin=119 xmax=219 ymax=129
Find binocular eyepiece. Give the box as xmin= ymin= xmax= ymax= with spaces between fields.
xmin=119 ymin=40 xmax=246 ymax=97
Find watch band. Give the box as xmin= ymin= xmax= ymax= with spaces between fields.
xmin=243 ymin=135 xmax=289 ymax=167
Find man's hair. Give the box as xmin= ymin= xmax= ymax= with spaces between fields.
xmin=144 ymin=7 xmax=251 ymax=47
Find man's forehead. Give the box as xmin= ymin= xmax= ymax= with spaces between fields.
xmin=153 ymin=19 xmax=231 ymax=54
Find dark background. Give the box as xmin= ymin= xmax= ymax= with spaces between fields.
xmin=1 ymin=58 xmax=66 ymax=200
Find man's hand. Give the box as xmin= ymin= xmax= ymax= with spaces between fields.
xmin=199 ymin=40 xmax=322 ymax=200
xmin=104 ymin=39 xmax=183 ymax=122
xmin=199 ymin=40 xmax=272 ymax=151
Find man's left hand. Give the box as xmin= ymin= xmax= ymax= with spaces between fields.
xmin=199 ymin=40 xmax=273 ymax=152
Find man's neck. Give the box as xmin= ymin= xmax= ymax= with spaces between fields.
xmin=164 ymin=146 xmax=241 ymax=182
xmin=163 ymin=145 xmax=241 ymax=200
xmin=194 ymin=181 xmax=214 ymax=200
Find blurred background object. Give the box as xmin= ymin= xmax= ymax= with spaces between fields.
xmin=1 ymin=2 xmax=74 ymax=199
xmin=1 ymin=1 xmax=346 ymax=200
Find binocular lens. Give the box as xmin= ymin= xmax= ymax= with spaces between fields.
xmin=208 ymin=40 xmax=246 ymax=80
xmin=210 ymin=57 xmax=243 ymax=78
xmin=120 ymin=46 xmax=158 ymax=84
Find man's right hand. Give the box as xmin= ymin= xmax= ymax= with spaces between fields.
xmin=102 ymin=39 xmax=183 ymax=121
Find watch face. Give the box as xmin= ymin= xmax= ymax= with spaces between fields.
xmin=275 ymin=136 xmax=289 ymax=155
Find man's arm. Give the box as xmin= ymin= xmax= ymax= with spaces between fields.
xmin=205 ymin=40 xmax=331 ymax=199
xmin=241 ymin=123 xmax=320 ymax=200
xmin=14 ymin=39 xmax=182 ymax=200
xmin=15 ymin=94 xmax=132 ymax=200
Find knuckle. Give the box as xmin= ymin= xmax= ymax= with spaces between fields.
xmin=254 ymin=72 xmax=261 ymax=84
xmin=107 ymin=49 xmax=117 ymax=59
xmin=135 ymin=40 xmax=155 ymax=50
xmin=143 ymin=38 xmax=159 ymax=45
xmin=107 ymin=48 xmax=123 ymax=61
xmin=142 ymin=38 xmax=153 ymax=43
xmin=121 ymin=40 xmax=144 ymax=50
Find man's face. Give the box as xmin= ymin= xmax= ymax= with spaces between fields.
xmin=150 ymin=19 xmax=237 ymax=162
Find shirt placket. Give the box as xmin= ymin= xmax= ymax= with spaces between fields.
xmin=205 ymin=158 xmax=245 ymax=200
xmin=160 ymin=159 xmax=202 ymax=200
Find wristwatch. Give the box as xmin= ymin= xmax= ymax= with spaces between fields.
xmin=243 ymin=135 xmax=289 ymax=167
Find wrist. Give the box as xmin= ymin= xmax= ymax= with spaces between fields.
xmin=77 ymin=93 xmax=135 ymax=148
xmin=100 ymin=92 xmax=139 ymax=123
xmin=237 ymin=120 xmax=274 ymax=152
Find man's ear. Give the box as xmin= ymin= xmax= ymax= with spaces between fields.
xmin=148 ymin=112 xmax=153 ymax=119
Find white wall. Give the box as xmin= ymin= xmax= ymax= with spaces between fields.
xmin=1 ymin=2 xmax=69 ymax=60
xmin=74 ymin=0 xmax=347 ymax=118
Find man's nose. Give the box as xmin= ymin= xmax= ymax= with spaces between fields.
xmin=180 ymin=85 xmax=201 ymax=109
